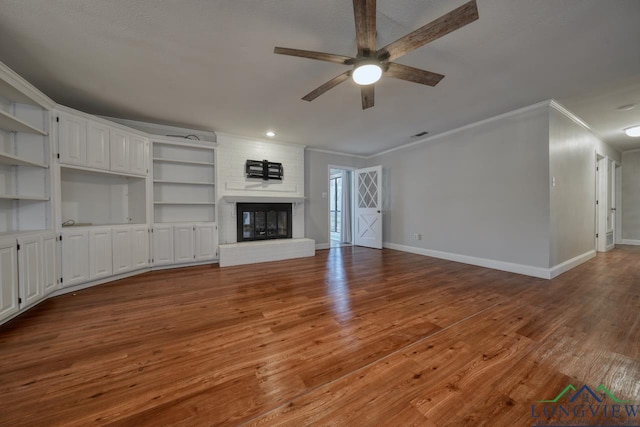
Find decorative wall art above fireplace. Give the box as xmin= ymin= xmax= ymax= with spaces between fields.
xmin=245 ymin=159 xmax=284 ymax=180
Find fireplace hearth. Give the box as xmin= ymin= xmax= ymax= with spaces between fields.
xmin=237 ymin=203 xmax=292 ymax=242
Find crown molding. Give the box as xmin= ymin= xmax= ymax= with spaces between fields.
xmin=305 ymin=147 xmax=368 ymax=159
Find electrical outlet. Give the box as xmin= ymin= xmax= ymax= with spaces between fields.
xmin=413 ymin=233 xmax=422 ymax=240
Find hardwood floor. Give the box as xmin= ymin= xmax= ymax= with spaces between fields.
xmin=1 ymin=246 xmax=639 ymax=426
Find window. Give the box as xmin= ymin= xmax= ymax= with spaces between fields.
xmin=329 ymin=175 xmax=342 ymax=233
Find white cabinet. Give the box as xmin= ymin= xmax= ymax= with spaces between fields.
xmin=154 ymin=222 xmax=217 ymax=266
xmin=112 ymin=227 xmax=132 ymax=274
xmin=58 ymin=113 xmax=87 ymax=166
xmin=62 ymin=229 xmax=90 ymax=287
xmin=131 ymin=226 xmax=149 ymax=269
xmin=195 ymin=223 xmax=217 ymax=261
xmin=87 ymin=121 xmax=110 ymax=170
xmin=17 ymin=235 xmax=42 ymax=309
xmin=130 ymin=136 xmax=148 ymax=176
xmin=89 ymin=228 xmax=112 ymax=280
xmin=152 ymin=224 xmax=174 ymax=266
xmin=110 ymin=129 xmax=130 ymax=174
xmin=0 ymin=238 xmax=19 ymax=321
xmin=174 ymin=225 xmax=195 ymax=263
xmin=42 ymin=233 xmax=58 ymax=295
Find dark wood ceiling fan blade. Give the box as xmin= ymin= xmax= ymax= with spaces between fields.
xmin=302 ymin=71 xmax=352 ymax=102
xmin=386 ymin=63 xmax=445 ymax=86
xmin=353 ymin=0 xmax=376 ymax=55
xmin=274 ymin=47 xmax=355 ymax=65
xmin=377 ymin=0 xmax=478 ymax=62
xmin=361 ymin=85 xmax=374 ymax=110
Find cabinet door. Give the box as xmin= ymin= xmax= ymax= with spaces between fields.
xmin=131 ymin=226 xmax=149 ymax=269
xmin=112 ymin=227 xmax=132 ymax=274
xmin=87 ymin=121 xmax=110 ymax=170
xmin=152 ymin=225 xmax=174 ymax=266
xmin=58 ymin=113 xmax=87 ymax=166
xmin=195 ymin=223 xmax=216 ymax=261
xmin=42 ymin=233 xmax=59 ymax=295
xmin=62 ymin=230 xmax=90 ymax=287
xmin=0 ymin=238 xmax=19 ymax=321
xmin=18 ymin=235 xmax=42 ymax=309
xmin=110 ymin=129 xmax=130 ymax=173
xmin=174 ymin=225 xmax=194 ymax=263
xmin=89 ymin=228 xmax=113 ymax=280
xmin=130 ymin=136 xmax=148 ymax=176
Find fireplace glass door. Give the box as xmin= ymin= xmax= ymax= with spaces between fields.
xmin=237 ymin=203 xmax=292 ymax=242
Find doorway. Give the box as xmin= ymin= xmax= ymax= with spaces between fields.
xmin=329 ymin=167 xmax=354 ymax=248
xmin=596 ymin=154 xmax=620 ymax=252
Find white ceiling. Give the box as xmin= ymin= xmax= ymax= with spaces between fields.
xmin=1 ymin=0 xmax=639 ymax=155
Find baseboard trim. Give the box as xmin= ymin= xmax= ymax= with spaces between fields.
xmin=549 ymin=250 xmax=596 ymax=279
xmin=383 ymin=242 xmax=551 ymax=279
xmin=315 ymin=243 xmax=331 ymax=250
xmin=621 ymin=239 xmax=640 ymax=246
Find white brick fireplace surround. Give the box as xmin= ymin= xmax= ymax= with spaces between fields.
xmin=216 ymin=133 xmax=315 ymax=267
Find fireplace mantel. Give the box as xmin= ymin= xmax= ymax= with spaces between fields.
xmin=222 ymin=195 xmax=305 ymax=204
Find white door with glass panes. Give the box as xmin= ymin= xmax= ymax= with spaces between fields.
xmin=354 ymin=165 xmax=383 ymax=249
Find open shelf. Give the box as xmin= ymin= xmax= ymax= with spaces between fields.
xmin=0 ymin=109 xmax=47 ymax=136
xmin=61 ymin=164 xmax=146 ymax=179
xmin=153 ymin=157 xmax=214 ymax=166
xmin=0 ymin=193 xmax=49 ymax=201
xmin=0 ymin=152 xmax=48 ymax=168
xmin=153 ymin=179 xmax=214 ymax=186
xmin=153 ymin=139 xmax=216 ymax=150
xmin=0 ymin=79 xmax=42 ymax=106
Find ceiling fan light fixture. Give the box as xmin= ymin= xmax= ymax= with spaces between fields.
xmin=624 ymin=125 xmax=640 ymax=137
xmin=352 ymin=62 xmax=382 ymax=85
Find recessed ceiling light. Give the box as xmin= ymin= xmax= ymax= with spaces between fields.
xmin=266 ymin=131 xmax=275 ymax=137
xmin=617 ymin=104 xmax=636 ymax=111
xmin=624 ymin=125 xmax=640 ymax=137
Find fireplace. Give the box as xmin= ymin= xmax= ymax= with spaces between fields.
xmin=236 ymin=203 xmax=292 ymax=242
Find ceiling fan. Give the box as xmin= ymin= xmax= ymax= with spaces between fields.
xmin=274 ymin=0 xmax=479 ymax=110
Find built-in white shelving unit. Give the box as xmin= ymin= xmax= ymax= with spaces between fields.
xmin=152 ymin=138 xmax=216 ymax=223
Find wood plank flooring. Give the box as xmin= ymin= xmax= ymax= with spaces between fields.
xmin=0 ymin=246 xmax=639 ymax=426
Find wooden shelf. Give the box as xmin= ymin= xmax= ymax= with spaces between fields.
xmin=0 ymin=152 xmax=48 ymax=168
xmin=153 ymin=180 xmax=214 ymax=186
xmin=154 ymin=201 xmax=215 ymax=205
xmin=153 ymin=139 xmax=216 ymax=150
xmin=0 ymin=193 xmax=49 ymax=201
xmin=153 ymin=157 xmax=214 ymax=166
xmin=0 ymin=109 xmax=47 ymax=135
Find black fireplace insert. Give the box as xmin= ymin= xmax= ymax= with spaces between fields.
xmin=237 ymin=203 xmax=292 ymax=242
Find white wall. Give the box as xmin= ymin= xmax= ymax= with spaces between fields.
xmin=367 ymin=103 xmax=551 ymax=271
xmin=548 ymin=107 xmax=600 ymax=266
xmin=216 ymin=133 xmax=305 ymax=244
xmin=622 ymin=150 xmax=640 ymax=242
xmin=304 ymin=150 xmax=366 ymax=246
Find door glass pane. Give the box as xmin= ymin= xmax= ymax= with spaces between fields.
xmin=255 ymin=211 xmax=266 ymax=238
xmin=267 ymin=210 xmax=277 ymax=237
xmin=278 ymin=211 xmax=288 ymax=236
xmin=243 ymin=212 xmax=254 ymax=239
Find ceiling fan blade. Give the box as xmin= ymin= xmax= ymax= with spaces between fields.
xmin=274 ymin=47 xmax=355 ymax=65
xmin=386 ymin=63 xmax=445 ymax=86
xmin=302 ymin=71 xmax=352 ymax=102
xmin=353 ymin=0 xmax=376 ymax=55
xmin=361 ymin=85 xmax=374 ymax=110
xmin=377 ymin=0 xmax=478 ymax=62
